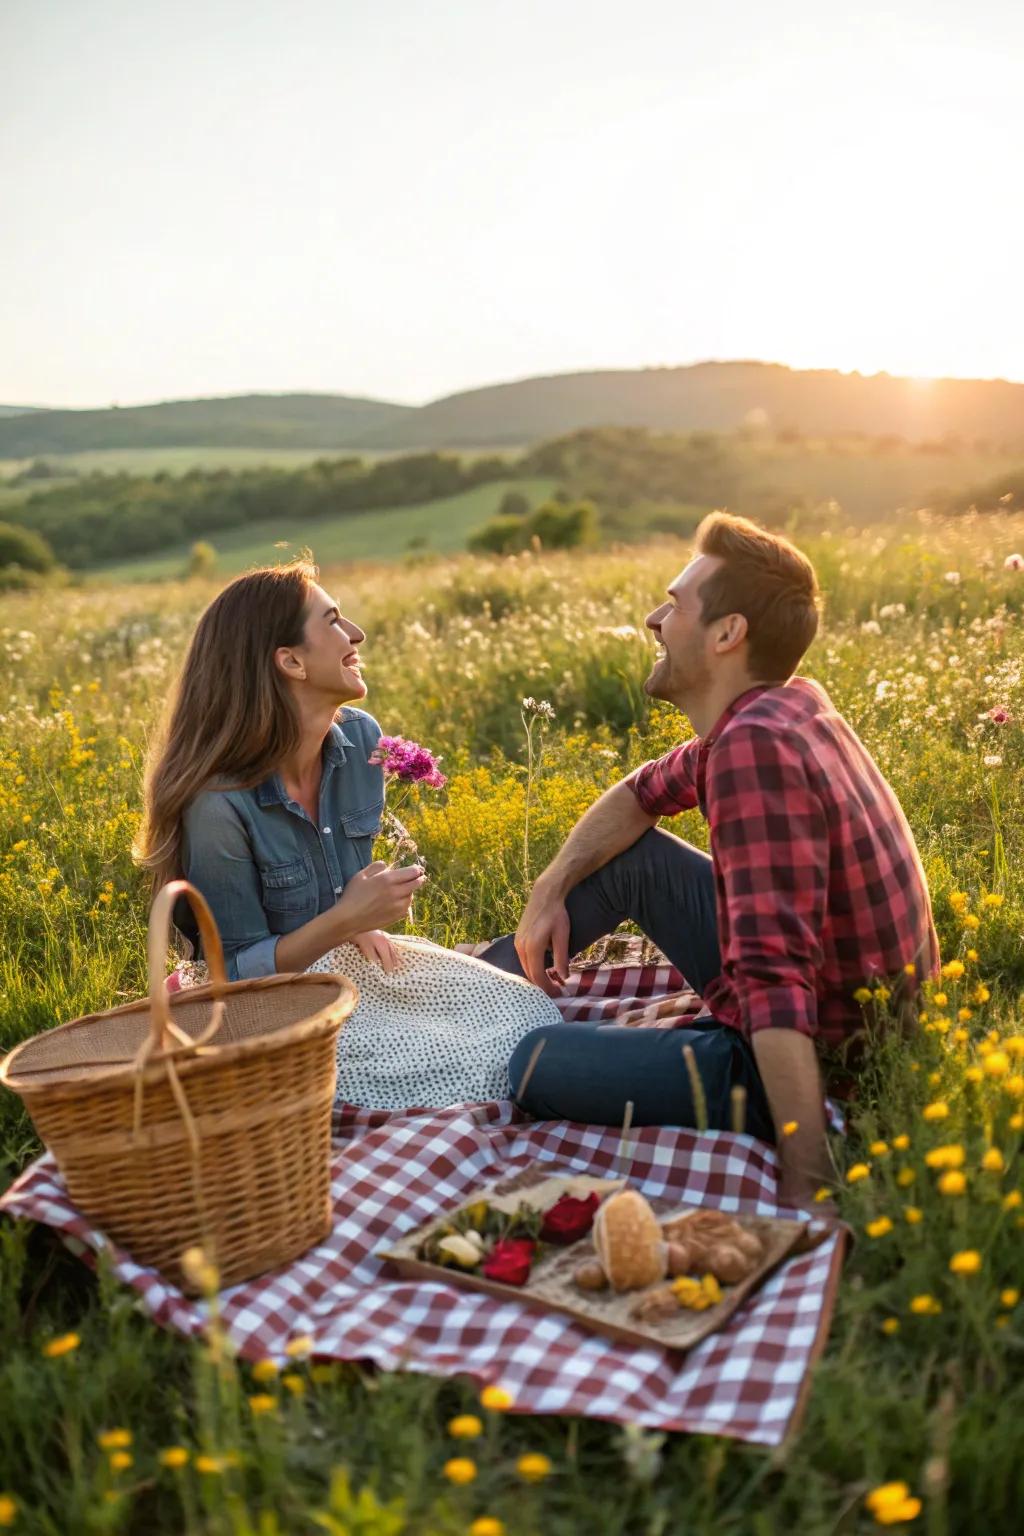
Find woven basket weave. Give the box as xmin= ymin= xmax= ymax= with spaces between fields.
xmin=0 ymin=880 xmax=358 ymax=1293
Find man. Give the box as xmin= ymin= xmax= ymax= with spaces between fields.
xmin=483 ymin=512 xmax=938 ymax=1207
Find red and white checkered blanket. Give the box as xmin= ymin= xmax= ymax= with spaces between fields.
xmin=0 ymin=964 xmax=844 ymax=1447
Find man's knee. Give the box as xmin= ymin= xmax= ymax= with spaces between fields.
xmin=509 ymin=1025 xmax=555 ymax=1103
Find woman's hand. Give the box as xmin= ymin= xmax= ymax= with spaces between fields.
xmin=333 ymin=860 xmax=426 ymax=937
xmin=351 ymin=929 xmax=400 ymax=972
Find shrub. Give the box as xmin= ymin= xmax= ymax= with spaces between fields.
xmin=0 ymin=520 xmax=56 ymax=574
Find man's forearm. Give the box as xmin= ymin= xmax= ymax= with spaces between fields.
xmin=750 ymin=1029 xmax=831 ymax=1204
xmin=533 ymin=779 xmax=658 ymax=899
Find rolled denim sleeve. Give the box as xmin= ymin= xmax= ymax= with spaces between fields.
xmin=181 ymin=792 xmax=279 ymax=982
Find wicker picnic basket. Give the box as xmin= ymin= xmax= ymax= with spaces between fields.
xmin=0 ymin=879 xmax=358 ymax=1293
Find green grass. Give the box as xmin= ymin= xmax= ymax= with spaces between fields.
xmin=89 ymin=478 xmax=556 ymax=581
xmin=2 ymin=518 xmax=1024 ymax=1531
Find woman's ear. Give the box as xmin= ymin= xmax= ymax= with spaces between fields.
xmin=273 ymin=645 xmax=306 ymax=682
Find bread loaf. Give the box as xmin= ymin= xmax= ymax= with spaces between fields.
xmin=592 ymin=1190 xmax=666 ymax=1292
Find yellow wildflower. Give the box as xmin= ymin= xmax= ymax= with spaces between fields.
xmin=846 ymin=1163 xmax=871 ymax=1184
xmin=108 ymin=1452 xmax=132 ymax=1473
xmin=1007 ymin=1076 xmax=1024 ymax=1099
xmin=470 ymin=1521 xmax=506 ymax=1536
xmin=1003 ymin=1190 xmax=1022 ymax=1211
xmin=957 ymin=1008 xmax=972 ymax=1022
xmin=952 ymin=1028 xmax=969 ymax=1046
xmin=516 ymin=1453 xmax=553 ymax=1483
xmin=941 ymin=960 xmax=965 ymax=980
xmin=897 ymin=1167 xmax=916 ymax=1187
xmin=443 ymin=1457 xmax=477 ymax=1485
xmin=281 ymin=1373 xmax=305 ymax=1397
xmin=892 ymin=1134 xmax=910 ymax=1151
xmin=195 ymin=1455 xmax=223 ymax=1475
xmin=1001 ymin=1288 xmax=1020 ymax=1308
xmin=97 ymin=1429 xmax=132 ymax=1451
xmin=982 ymin=893 xmax=1005 ymax=908
xmin=881 ymin=1318 xmax=900 ymax=1335
xmin=480 ymin=1384 xmax=514 ymax=1411
xmin=927 ymin=1072 xmax=941 ymax=1086
xmin=159 ymin=1447 xmax=189 ymax=1469
xmin=252 ymin=1359 xmax=279 ymax=1383
xmin=910 ymin=1294 xmax=942 ymax=1315
xmin=180 ymin=1247 xmax=219 ymax=1295
xmin=981 ymin=1148 xmax=1005 ymax=1173
xmin=814 ymin=1186 xmax=833 ymax=1202
xmin=903 ymin=1207 xmax=923 ymax=1224
xmin=866 ymin=1217 xmax=894 ymax=1238
xmin=875 ymin=987 xmax=891 ymax=1004
xmin=903 ymin=963 xmax=917 ymax=977
xmin=1005 ymin=1037 xmax=1024 ymax=1059
xmin=948 ymin=892 xmax=968 ymax=912
xmin=869 ymin=1141 xmax=889 ymax=1157
xmin=0 ymin=1496 xmax=16 ymax=1528
xmin=248 ymin=1394 xmax=277 ymax=1416
xmin=937 ymin=1171 xmax=966 ymax=1196
xmin=985 ymin=1051 xmax=1010 ymax=1078
xmin=949 ymin=1249 xmax=982 ymax=1275
xmin=966 ymin=949 xmax=979 ymax=963
xmin=922 ymin=1101 xmax=949 ymax=1121
xmin=932 ymin=993 xmax=948 ymax=1008
xmin=925 ymin=1144 xmax=964 ymax=1169
xmin=853 ymin=987 xmax=873 ymax=1004
xmin=447 ymin=1415 xmax=483 ymax=1440
xmin=865 ymin=1480 xmax=923 ymax=1525
xmin=781 ymin=1120 xmax=799 ymax=1137
xmin=963 ymin=914 xmax=980 ymax=931
xmin=284 ymin=1334 xmax=313 ymax=1359
xmin=964 ymin=1067 xmax=983 ymax=1085
xmin=972 ymin=986 xmax=990 ymax=1004
xmin=42 ymin=1332 xmax=80 ymax=1358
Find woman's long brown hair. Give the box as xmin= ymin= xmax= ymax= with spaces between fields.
xmin=135 ymin=557 xmax=318 ymax=894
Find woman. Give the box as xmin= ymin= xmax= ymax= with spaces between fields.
xmin=136 ymin=557 xmax=559 ymax=1110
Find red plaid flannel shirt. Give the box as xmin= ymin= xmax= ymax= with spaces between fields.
xmin=628 ymin=678 xmax=938 ymax=1052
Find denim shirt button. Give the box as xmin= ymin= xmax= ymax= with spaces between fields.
xmin=323 ymin=826 xmax=332 ymax=834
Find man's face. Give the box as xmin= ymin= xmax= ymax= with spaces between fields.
xmin=643 ymin=554 xmax=722 ymax=704
xmin=290 ymin=582 xmax=367 ymax=704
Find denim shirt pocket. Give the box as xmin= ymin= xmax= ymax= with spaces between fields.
xmin=338 ymin=801 xmax=384 ymax=868
xmin=258 ymin=853 xmax=318 ymax=928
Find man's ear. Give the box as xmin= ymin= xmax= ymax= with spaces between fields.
xmin=274 ymin=645 xmax=306 ymax=682
xmin=714 ymin=613 xmax=748 ymax=654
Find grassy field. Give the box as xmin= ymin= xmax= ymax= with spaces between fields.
xmin=87 ymin=478 xmax=556 ymax=582
xmin=2 ymin=514 xmax=1024 ymax=1532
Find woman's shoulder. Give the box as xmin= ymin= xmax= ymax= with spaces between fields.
xmin=182 ymin=783 xmax=249 ymax=833
xmin=334 ymin=706 xmax=383 ymax=747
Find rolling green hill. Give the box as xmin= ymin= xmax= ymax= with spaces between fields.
xmin=4 ymin=362 xmax=1024 ymax=461
xmin=0 ymin=392 xmax=413 ymax=457
xmin=91 ymin=477 xmax=556 ymax=581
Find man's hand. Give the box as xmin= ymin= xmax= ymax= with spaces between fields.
xmin=613 ymin=992 xmax=700 ymax=1030
xmin=514 ymin=881 xmax=571 ymax=994
xmin=750 ymin=1028 xmax=834 ymax=1211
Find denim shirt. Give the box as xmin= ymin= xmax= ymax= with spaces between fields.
xmin=180 ymin=708 xmax=385 ymax=981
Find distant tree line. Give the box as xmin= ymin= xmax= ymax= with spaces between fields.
xmin=4 ymin=452 xmax=512 ymax=568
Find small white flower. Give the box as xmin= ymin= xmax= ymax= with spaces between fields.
xmin=1004 ymin=552 xmax=1024 ymax=571
xmin=861 ymin=620 xmax=882 ymax=635
xmin=944 ymin=571 xmax=961 ymax=585
xmin=879 ymin=603 xmax=906 ymax=620
xmin=983 ymin=754 xmax=1003 ymax=768
xmin=875 ymin=680 xmax=893 ymax=702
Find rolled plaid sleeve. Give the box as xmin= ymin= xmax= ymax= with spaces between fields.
xmin=708 ymin=724 xmax=827 ymax=1039
xmin=627 ymin=738 xmax=701 ymax=817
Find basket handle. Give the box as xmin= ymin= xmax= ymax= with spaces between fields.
xmin=147 ymin=879 xmax=227 ymax=1052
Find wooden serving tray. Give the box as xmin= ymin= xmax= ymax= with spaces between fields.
xmin=381 ymin=1161 xmax=831 ymax=1356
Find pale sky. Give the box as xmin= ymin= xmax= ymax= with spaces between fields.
xmin=2 ymin=0 xmax=1021 ymax=408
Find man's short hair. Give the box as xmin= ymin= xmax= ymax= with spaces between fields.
xmin=694 ymin=512 xmax=820 ymax=680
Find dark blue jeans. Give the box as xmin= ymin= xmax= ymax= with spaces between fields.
xmin=480 ymin=828 xmax=775 ymax=1142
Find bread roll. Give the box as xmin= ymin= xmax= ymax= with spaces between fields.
xmin=572 ymin=1258 xmax=609 ymax=1291
xmin=592 ymin=1190 xmax=666 ymax=1292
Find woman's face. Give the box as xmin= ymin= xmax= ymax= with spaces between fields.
xmin=284 ymin=581 xmax=368 ymax=704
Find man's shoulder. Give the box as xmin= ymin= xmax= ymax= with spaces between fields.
xmin=720 ymin=678 xmax=831 ymax=742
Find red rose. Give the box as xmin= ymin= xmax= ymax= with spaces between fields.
xmin=540 ymin=1192 xmax=601 ymax=1245
xmin=482 ymin=1238 xmax=536 ymax=1286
